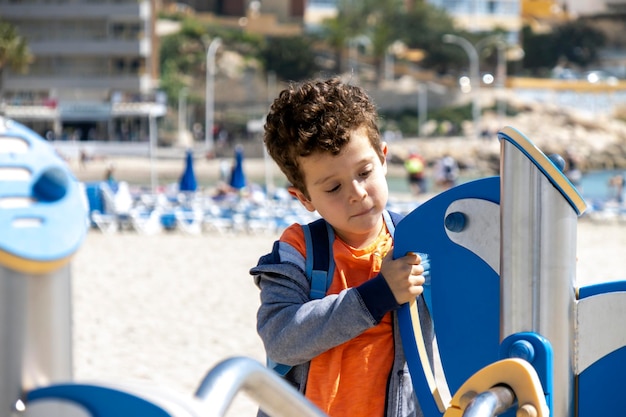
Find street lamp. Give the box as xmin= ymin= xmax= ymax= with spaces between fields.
xmin=178 ymin=87 xmax=189 ymax=145
xmin=417 ymin=81 xmax=447 ymax=137
xmin=443 ymin=34 xmax=481 ymax=140
xmin=205 ymin=37 xmax=222 ymax=156
xmin=475 ymin=35 xmax=507 ymax=121
xmin=148 ymin=111 xmax=158 ymax=193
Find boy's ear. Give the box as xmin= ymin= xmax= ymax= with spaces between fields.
xmin=288 ymin=186 xmax=316 ymax=212
xmin=381 ymin=141 xmax=389 ymax=174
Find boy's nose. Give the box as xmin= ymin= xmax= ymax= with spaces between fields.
xmin=349 ymin=180 xmax=367 ymax=201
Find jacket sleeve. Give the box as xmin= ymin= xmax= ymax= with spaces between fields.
xmin=251 ymin=240 xmax=380 ymax=366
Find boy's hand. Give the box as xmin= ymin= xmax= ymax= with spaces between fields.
xmin=380 ymin=250 xmax=426 ymax=305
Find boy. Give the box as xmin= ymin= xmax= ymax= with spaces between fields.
xmin=251 ymin=77 xmax=432 ymax=417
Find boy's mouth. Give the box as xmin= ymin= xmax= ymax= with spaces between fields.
xmin=352 ymin=206 xmax=374 ymax=218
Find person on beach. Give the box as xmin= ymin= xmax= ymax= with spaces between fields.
xmin=404 ymin=149 xmax=427 ymax=195
xmin=433 ymin=153 xmax=459 ymax=191
xmin=251 ymin=77 xmax=433 ymax=417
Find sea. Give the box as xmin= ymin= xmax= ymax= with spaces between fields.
xmin=386 ymin=169 xmax=625 ymax=206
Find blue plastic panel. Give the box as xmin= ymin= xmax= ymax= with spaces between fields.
xmin=0 ymin=118 xmax=87 ymax=266
xmin=27 ymin=384 xmax=172 ymax=417
xmin=394 ymin=177 xmax=501 ymax=415
xmin=578 ymin=280 xmax=626 ymax=299
xmin=578 ymin=346 xmax=626 ymax=417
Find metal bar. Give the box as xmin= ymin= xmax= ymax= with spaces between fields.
xmin=499 ymin=131 xmax=579 ymax=417
xmin=463 ymin=386 xmax=516 ymax=417
xmin=195 ymin=357 xmax=327 ymax=417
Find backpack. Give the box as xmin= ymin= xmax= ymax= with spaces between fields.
xmin=269 ymin=210 xmax=404 ymax=376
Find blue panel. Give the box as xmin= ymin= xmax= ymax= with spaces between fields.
xmin=578 ymin=346 xmax=626 ymax=416
xmin=84 ymin=182 xmax=104 ymax=215
xmin=578 ymin=280 xmax=626 ymax=299
xmin=160 ymin=213 xmax=178 ymax=230
xmin=394 ymin=177 xmax=501 ymax=411
xmin=0 ymin=119 xmax=87 ymax=263
xmin=27 ymin=383 xmax=172 ymax=417
xmin=84 ymin=182 xmax=105 ymax=227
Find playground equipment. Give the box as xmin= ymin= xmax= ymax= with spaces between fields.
xmin=3 ymin=115 xmax=626 ymax=417
xmin=0 ymin=117 xmax=85 ymax=415
xmin=394 ymin=125 xmax=626 ymax=416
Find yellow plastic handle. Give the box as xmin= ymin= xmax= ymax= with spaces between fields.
xmin=443 ymin=358 xmax=549 ymax=417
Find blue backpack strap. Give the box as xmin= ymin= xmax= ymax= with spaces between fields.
xmin=267 ymin=358 xmax=292 ymax=377
xmin=384 ymin=210 xmax=404 ymax=237
xmin=269 ymin=219 xmax=334 ymax=376
xmin=304 ymin=218 xmax=335 ymax=299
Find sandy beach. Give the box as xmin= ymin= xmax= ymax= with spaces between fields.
xmin=68 ymin=211 xmax=626 ymax=416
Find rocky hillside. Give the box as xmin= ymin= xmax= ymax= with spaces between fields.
xmin=388 ymin=101 xmax=626 ymax=177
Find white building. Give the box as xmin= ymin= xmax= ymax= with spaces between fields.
xmin=561 ymin=0 xmax=626 ymax=17
xmin=427 ymin=0 xmax=522 ymax=41
xmin=0 ymin=0 xmax=166 ymax=142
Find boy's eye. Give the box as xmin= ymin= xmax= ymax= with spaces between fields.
xmin=326 ymin=184 xmax=340 ymax=193
xmin=360 ymin=169 xmax=372 ymax=177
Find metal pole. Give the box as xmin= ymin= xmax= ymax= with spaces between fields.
xmin=149 ymin=113 xmax=157 ymax=193
xmin=463 ymin=386 xmax=516 ymax=417
xmin=265 ymin=71 xmax=276 ymax=197
xmin=195 ymin=357 xmax=327 ymax=417
xmin=443 ymin=34 xmax=481 ymax=140
xmin=495 ymin=41 xmax=507 ymax=121
xmin=178 ymin=87 xmax=188 ymax=145
xmin=499 ymin=128 xmax=583 ymax=417
xmin=475 ymin=35 xmax=507 ymax=125
xmin=205 ymin=37 xmax=222 ymax=156
xmin=417 ymin=83 xmax=427 ymax=137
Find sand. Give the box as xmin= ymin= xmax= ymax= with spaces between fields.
xmin=71 ymin=231 xmax=271 ymax=416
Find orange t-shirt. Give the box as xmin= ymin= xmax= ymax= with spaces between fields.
xmin=281 ymin=223 xmax=394 ymax=417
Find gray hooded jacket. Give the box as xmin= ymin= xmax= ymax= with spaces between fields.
xmin=251 ymin=235 xmax=434 ymax=417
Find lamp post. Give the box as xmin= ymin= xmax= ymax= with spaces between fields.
xmin=443 ymin=34 xmax=481 ymax=140
xmin=475 ymin=35 xmax=507 ymax=122
xmin=178 ymin=87 xmax=189 ymax=145
xmin=417 ymin=81 xmax=447 ymax=137
xmin=148 ymin=111 xmax=158 ymax=193
xmin=205 ymin=37 xmax=222 ymax=156
xmin=418 ymin=83 xmax=427 ymax=137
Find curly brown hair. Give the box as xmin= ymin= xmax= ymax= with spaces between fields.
xmin=264 ymin=77 xmax=383 ymax=197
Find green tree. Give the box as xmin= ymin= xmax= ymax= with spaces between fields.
xmin=319 ymin=11 xmax=355 ymax=74
xmin=159 ymin=17 xmax=266 ymax=106
xmin=521 ymin=25 xmax=558 ymax=76
xmin=395 ymin=3 xmax=460 ymax=74
xmin=318 ymin=0 xmax=405 ymax=83
xmin=554 ymin=20 xmax=605 ymax=68
xmin=0 ymin=20 xmax=33 ymax=98
xmin=258 ymin=36 xmax=319 ymax=81
xmin=522 ymin=20 xmax=605 ymax=75
xmin=319 ymin=0 xmax=462 ymax=80
xmin=159 ymin=19 xmax=211 ymax=107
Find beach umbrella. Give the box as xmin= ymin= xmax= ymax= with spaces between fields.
xmin=179 ymin=149 xmax=197 ymax=192
xmin=229 ymin=145 xmax=247 ymax=190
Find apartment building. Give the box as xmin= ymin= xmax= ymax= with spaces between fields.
xmin=427 ymin=0 xmax=522 ymax=40
xmin=562 ymin=0 xmax=626 ymax=17
xmin=0 ymin=0 xmax=166 ymax=142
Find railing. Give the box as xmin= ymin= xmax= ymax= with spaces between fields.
xmin=194 ymin=357 xmax=327 ymax=417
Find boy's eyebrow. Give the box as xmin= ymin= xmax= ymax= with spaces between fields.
xmin=313 ymin=172 xmax=336 ymax=186
xmin=312 ymin=156 xmax=376 ymax=186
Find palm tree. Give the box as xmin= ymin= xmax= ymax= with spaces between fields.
xmin=0 ymin=20 xmax=33 ymax=101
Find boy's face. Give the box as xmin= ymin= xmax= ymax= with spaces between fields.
xmin=289 ymin=127 xmax=389 ymax=248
